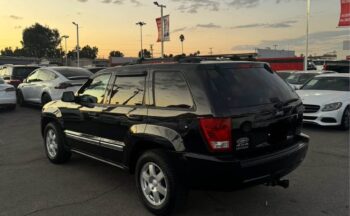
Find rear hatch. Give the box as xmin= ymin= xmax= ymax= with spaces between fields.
xmin=205 ymin=63 xmax=304 ymax=158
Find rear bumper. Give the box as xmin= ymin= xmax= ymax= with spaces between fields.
xmin=182 ymin=134 xmax=309 ymax=190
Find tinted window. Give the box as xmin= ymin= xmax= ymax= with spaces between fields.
xmin=54 ymin=68 xmax=92 ymax=80
xmin=277 ymin=72 xmax=292 ymax=80
xmin=154 ymin=71 xmax=193 ymax=109
xmin=79 ymin=74 xmax=111 ymax=104
xmin=27 ymin=71 xmax=40 ymax=82
xmin=0 ymin=77 xmax=4 ymax=84
xmin=207 ymin=67 xmax=298 ymax=108
xmin=13 ymin=67 xmax=39 ymax=78
xmin=286 ymin=73 xmax=317 ymax=85
xmin=109 ymin=76 xmax=146 ymax=106
xmin=302 ymin=77 xmax=350 ymax=91
xmin=38 ymin=70 xmax=56 ymax=81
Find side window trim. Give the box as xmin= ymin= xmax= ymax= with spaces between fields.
xmin=151 ymin=70 xmax=196 ymax=111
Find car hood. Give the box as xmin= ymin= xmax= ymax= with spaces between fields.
xmin=296 ymin=90 xmax=349 ymax=105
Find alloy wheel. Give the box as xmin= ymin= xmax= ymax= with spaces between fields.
xmin=46 ymin=129 xmax=58 ymax=158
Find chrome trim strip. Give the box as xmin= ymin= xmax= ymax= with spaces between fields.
xmin=65 ymin=130 xmax=100 ymax=146
xmin=64 ymin=130 xmax=125 ymax=151
xmin=71 ymin=149 xmax=125 ymax=169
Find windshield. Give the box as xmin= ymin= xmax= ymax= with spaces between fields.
xmin=207 ymin=67 xmax=299 ymax=108
xmin=301 ymin=77 xmax=350 ymax=91
xmin=286 ymin=73 xmax=318 ymax=85
xmin=13 ymin=67 xmax=39 ymax=78
xmin=54 ymin=68 xmax=93 ymax=80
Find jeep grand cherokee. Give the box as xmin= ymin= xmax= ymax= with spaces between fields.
xmin=41 ymin=61 xmax=309 ymax=215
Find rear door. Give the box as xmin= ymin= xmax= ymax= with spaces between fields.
xmin=20 ymin=70 xmax=40 ymax=102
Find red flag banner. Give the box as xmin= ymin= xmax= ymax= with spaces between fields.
xmin=338 ymin=0 xmax=350 ymax=27
xmin=156 ymin=15 xmax=170 ymax=42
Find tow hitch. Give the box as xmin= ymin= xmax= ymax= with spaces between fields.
xmin=266 ymin=179 xmax=290 ymax=189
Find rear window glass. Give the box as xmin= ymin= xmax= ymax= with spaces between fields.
xmin=54 ymin=68 xmax=93 ymax=80
xmin=302 ymin=77 xmax=350 ymax=91
xmin=154 ymin=71 xmax=194 ymax=109
xmin=207 ymin=67 xmax=298 ymax=108
xmin=13 ymin=67 xmax=39 ymax=78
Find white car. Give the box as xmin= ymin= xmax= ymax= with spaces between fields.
xmin=285 ymin=70 xmax=336 ymax=90
xmin=297 ymin=74 xmax=350 ymax=129
xmin=17 ymin=67 xmax=93 ymax=106
xmin=0 ymin=77 xmax=16 ymax=110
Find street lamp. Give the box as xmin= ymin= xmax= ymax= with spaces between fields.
xmin=72 ymin=22 xmax=80 ymax=67
xmin=61 ymin=35 xmax=69 ymax=66
xmin=305 ymin=0 xmax=310 ymax=70
xmin=154 ymin=1 xmax=166 ymax=58
xmin=136 ymin=21 xmax=146 ymax=58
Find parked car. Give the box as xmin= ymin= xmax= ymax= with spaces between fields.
xmin=297 ymin=74 xmax=350 ymax=129
xmin=0 ymin=77 xmax=16 ymax=110
xmin=324 ymin=61 xmax=349 ymax=73
xmin=285 ymin=71 xmax=335 ymax=89
xmin=41 ymin=62 xmax=309 ymax=215
xmin=0 ymin=65 xmax=40 ymax=88
xmin=17 ymin=67 xmax=92 ymax=106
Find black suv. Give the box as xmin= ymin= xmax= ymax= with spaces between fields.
xmin=41 ymin=61 xmax=309 ymax=215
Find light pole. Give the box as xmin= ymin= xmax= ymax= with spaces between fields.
xmin=62 ymin=35 xmax=69 ymax=66
xmin=72 ymin=22 xmax=80 ymax=67
xmin=136 ymin=21 xmax=146 ymax=58
xmin=305 ymin=0 xmax=310 ymax=70
xmin=154 ymin=1 xmax=166 ymax=58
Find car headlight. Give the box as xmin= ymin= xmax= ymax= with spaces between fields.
xmin=322 ymin=102 xmax=342 ymax=112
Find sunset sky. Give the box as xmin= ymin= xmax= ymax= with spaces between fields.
xmin=0 ymin=0 xmax=349 ymax=59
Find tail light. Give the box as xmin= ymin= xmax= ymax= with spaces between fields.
xmin=323 ymin=64 xmax=327 ymax=70
xmin=55 ymin=82 xmax=73 ymax=89
xmin=5 ymin=87 xmax=15 ymax=92
xmin=199 ymin=118 xmax=232 ymax=152
xmin=8 ymin=80 xmax=21 ymax=85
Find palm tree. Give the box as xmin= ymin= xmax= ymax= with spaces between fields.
xmin=179 ymin=34 xmax=185 ymax=55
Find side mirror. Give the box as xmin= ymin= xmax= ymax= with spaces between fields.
xmin=61 ymin=91 xmax=75 ymax=102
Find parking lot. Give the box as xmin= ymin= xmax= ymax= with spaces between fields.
xmin=0 ymin=106 xmax=348 ymax=216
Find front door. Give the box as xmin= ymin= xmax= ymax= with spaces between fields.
xmin=63 ymin=73 xmax=112 ymax=156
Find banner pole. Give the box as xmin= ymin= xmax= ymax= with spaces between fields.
xmin=304 ymin=0 xmax=310 ymax=70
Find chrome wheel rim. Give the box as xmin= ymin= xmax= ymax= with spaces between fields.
xmin=140 ymin=162 xmax=168 ymax=206
xmin=46 ymin=129 xmax=58 ymax=158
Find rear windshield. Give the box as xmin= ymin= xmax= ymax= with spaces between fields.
xmin=301 ymin=77 xmax=350 ymax=91
xmin=207 ymin=67 xmax=298 ymax=108
xmin=286 ymin=73 xmax=317 ymax=85
xmin=13 ymin=67 xmax=39 ymax=78
xmin=277 ymin=72 xmax=292 ymax=80
xmin=54 ymin=68 xmax=93 ymax=80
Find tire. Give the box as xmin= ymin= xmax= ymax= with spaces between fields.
xmin=44 ymin=122 xmax=71 ymax=164
xmin=41 ymin=93 xmax=52 ymax=106
xmin=340 ymin=106 xmax=349 ymax=130
xmin=135 ymin=150 xmax=188 ymax=216
xmin=17 ymin=90 xmax=25 ymax=107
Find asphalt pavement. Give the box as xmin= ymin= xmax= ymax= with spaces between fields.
xmin=0 ymin=106 xmax=349 ymax=216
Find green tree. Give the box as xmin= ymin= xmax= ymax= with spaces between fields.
xmin=109 ymin=50 xmax=124 ymax=57
xmin=80 ymin=45 xmax=99 ymax=59
xmin=0 ymin=47 xmax=14 ymax=56
xmin=138 ymin=49 xmax=151 ymax=58
xmin=21 ymin=23 xmax=62 ymax=58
